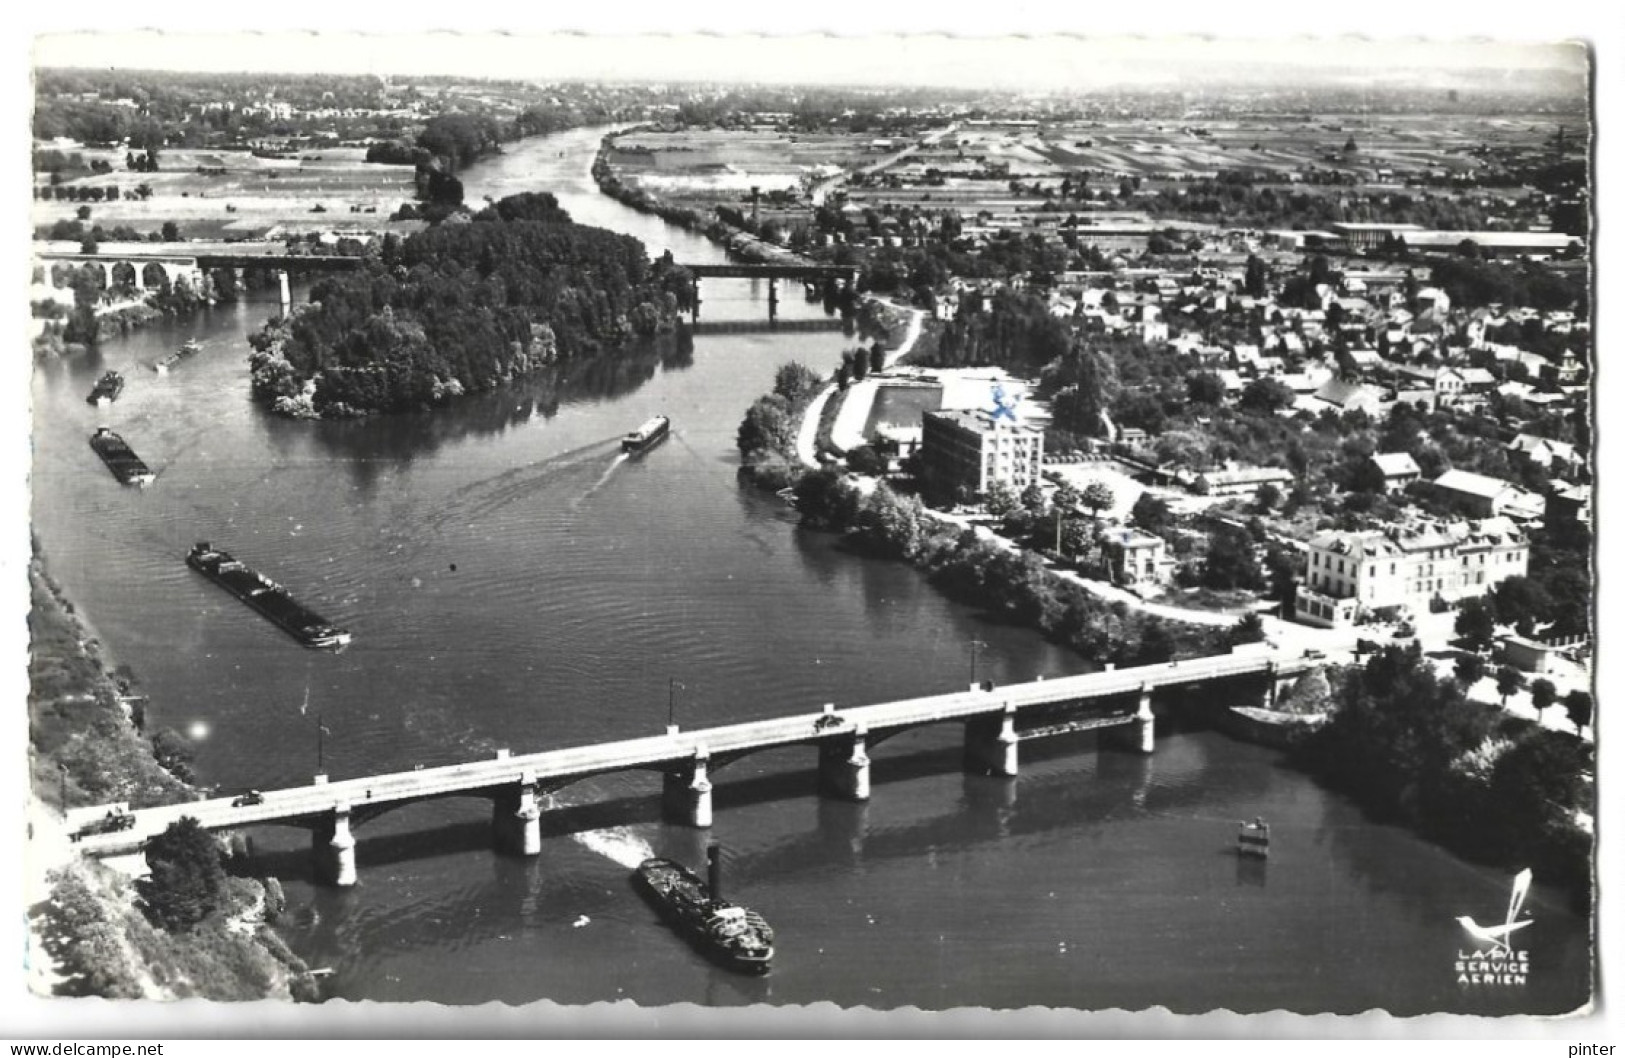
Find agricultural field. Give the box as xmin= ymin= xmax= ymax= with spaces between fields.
xmin=608 ymin=128 xmax=872 ymax=201
xmin=1021 ymin=112 xmax=1581 ymax=180
xmin=33 ymin=146 xmax=421 ymax=241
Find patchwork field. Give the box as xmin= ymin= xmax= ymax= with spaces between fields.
xmin=33 ymin=145 xmax=421 ymax=240
xmin=607 ymin=128 xmax=875 ymax=204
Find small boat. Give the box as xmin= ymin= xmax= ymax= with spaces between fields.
xmin=622 ymin=415 xmax=671 ymax=453
xmin=87 ymin=371 xmax=124 ymax=405
xmin=1238 ymin=817 xmax=1271 ymax=858
xmin=633 ymin=846 xmax=774 ymax=974
xmin=89 ymin=428 xmax=156 ymax=486
xmin=186 ymin=542 xmax=352 ymax=649
xmin=154 ymin=339 xmax=203 ymax=374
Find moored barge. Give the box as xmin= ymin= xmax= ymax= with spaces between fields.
xmin=186 ymin=542 xmax=352 ymax=649
xmin=633 ymin=846 xmax=774 ymax=974
xmin=89 ymin=428 xmax=156 ymax=486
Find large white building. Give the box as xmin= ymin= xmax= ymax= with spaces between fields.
xmin=1295 ymin=516 xmax=1529 ymax=628
xmin=921 ymin=409 xmax=1045 ymax=501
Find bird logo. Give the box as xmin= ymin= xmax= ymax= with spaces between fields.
xmin=988 ymin=383 xmax=1022 ymax=423
xmin=1456 ymin=868 xmax=1533 ymax=955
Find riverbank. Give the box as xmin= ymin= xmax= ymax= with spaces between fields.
xmin=27 ymin=551 xmax=198 ymax=811
xmin=593 ymin=130 xmax=821 ymax=269
xmin=25 ymin=550 xmax=319 ymax=1001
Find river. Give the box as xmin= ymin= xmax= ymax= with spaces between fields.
xmin=28 ymin=127 xmax=1590 ymax=1016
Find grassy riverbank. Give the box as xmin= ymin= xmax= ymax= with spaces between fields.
xmin=26 ymin=547 xmax=319 ymax=1001
xmin=28 ymin=553 xmax=196 ymax=810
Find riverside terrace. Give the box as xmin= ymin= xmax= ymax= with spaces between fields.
xmin=67 ymin=650 xmax=1317 ymax=886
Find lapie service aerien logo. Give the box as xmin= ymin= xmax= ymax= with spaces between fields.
xmin=1455 ymin=867 xmax=1533 ymax=986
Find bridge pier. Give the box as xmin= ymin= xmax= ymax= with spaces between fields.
xmin=1109 ymin=685 xmax=1156 ymax=755
xmin=964 ymin=706 xmax=1019 ymax=777
xmin=277 ymin=270 xmax=292 ymax=318
xmin=312 ymin=803 xmax=357 ymax=887
xmin=1262 ymin=661 xmax=1299 ymax=711
xmin=818 ymin=724 xmax=871 ymax=801
xmin=767 ymin=278 xmax=779 ymax=323
xmin=663 ymin=749 xmax=713 ymax=827
xmin=492 ymin=775 xmax=542 ymax=857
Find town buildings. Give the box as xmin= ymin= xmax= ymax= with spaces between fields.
xmin=1100 ymin=527 xmax=1175 ymax=594
xmin=1430 ymin=468 xmax=1546 ymax=520
xmin=1295 ymin=516 xmax=1529 ymax=628
xmin=1369 ymin=452 xmax=1422 ymax=493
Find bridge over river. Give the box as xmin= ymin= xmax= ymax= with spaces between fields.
xmin=68 ymin=650 xmax=1315 ymax=886
xmin=34 ymin=240 xmax=366 ymax=317
xmin=679 ymin=262 xmax=859 ymax=323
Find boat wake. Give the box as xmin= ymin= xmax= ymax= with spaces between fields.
xmin=415 ymin=437 xmax=620 ymax=538
xmin=573 ymin=452 xmax=631 ymax=508
xmin=573 ymin=826 xmax=656 ymax=869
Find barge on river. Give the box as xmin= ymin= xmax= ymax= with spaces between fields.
xmin=87 ymin=371 xmax=124 ymax=405
xmin=622 ymin=415 xmax=671 ymax=453
xmin=186 ymin=542 xmax=352 ymax=649
xmin=633 ymin=846 xmax=774 ymax=974
xmin=89 ymin=428 xmax=156 ymax=486
xmin=1238 ymin=817 xmax=1271 ymax=858
xmin=154 ymin=340 xmax=203 ymax=374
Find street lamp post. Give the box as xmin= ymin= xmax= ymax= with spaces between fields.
xmin=667 ymin=679 xmax=684 ymax=733
xmin=316 ymin=713 xmax=326 ymax=775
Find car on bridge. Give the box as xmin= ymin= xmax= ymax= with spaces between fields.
xmin=232 ymin=790 xmax=265 ymax=807
xmin=813 ymin=713 xmax=849 ymax=733
xmin=72 ymin=808 xmax=135 ymax=841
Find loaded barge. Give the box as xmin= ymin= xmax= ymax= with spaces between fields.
xmin=622 ymin=415 xmax=671 ymax=453
xmin=87 ymin=371 xmax=124 ymax=405
xmin=89 ymin=428 xmax=156 ymax=486
xmin=634 ymin=846 xmax=774 ymax=974
xmin=154 ymin=339 xmax=202 ymax=374
xmin=186 ymin=542 xmax=352 ymax=649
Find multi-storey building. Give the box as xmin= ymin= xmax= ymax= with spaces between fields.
xmin=1295 ymin=516 xmax=1528 ymax=628
xmin=921 ymin=409 xmax=1045 ymax=501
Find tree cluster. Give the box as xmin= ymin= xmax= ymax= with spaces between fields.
xmin=793 ymin=473 xmax=1227 ymax=667
xmin=737 ymin=360 xmax=822 ymax=472
xmin=247 ymin=194 xmax=687 ymax=417
xmin=1298 ymin=645 xmax=1592 ymax=896
xmin=138 ymin=817 xmax=227 ymax=932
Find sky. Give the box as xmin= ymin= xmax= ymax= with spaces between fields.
xmin=27 ymin=30 xmax=1591 ymax=91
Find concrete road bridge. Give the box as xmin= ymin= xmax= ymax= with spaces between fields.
xmin=67 ymin=650 xmax=1315 ymax=886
